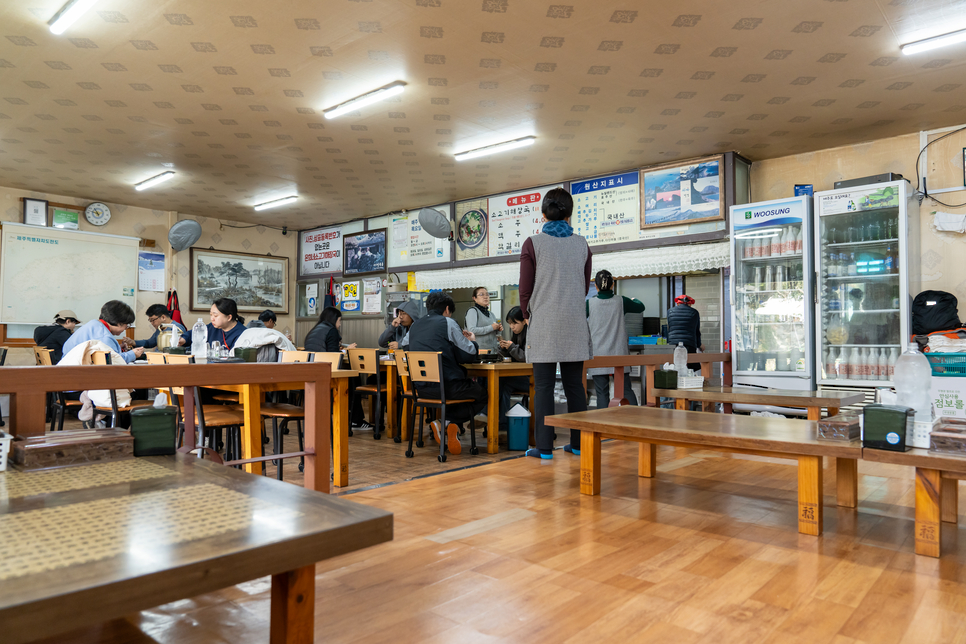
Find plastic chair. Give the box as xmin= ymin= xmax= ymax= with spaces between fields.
xmin=404 ymin=351 xmax=479 ymax=462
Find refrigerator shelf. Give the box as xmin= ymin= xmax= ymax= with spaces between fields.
xmin=739 ymin=254 xmax=803 ymax=263
xmin=825 ymin=274 xmax=899 ymax=281
xmin=742 ymin=322 xmax=805 ymax=326
xmin=826 ymin=238 xmax=899 ymax=248
xmin=737 ymin=288 xmax=805 ymax=295
xmin=827 ymin=309 xmax=900 ymax=314
xmin=827 ymin=343 xmax=900 ymax=348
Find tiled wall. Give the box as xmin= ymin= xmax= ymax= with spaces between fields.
xmin=685 ymin=271 xmax=722 ymax=378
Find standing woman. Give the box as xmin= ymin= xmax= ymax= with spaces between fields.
xmin=587 ymin=270 xmax=644 ymax=408
xmin=519 ymin=188 xmax=593 ymax=459
xmin=464 ymin=286 xmax=502 ymax=352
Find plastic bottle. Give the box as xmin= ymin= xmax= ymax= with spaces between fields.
xmin=790 ymin=344 xmax=803 ymax=372
xmin=760 ymin=234 xmax=771 ymax=258
xmin=770 ymin=233 xmax=781 ymax=257
xmin=847 ymin=252 xmax=857 ymax=276
xmin=887 ymin=348 xmax=898 ymax=379
xmin=752 ymin=236 xmax=762 ymax=258
xmin=884 ymin=245 xmax=894 ymax=274
xmin=781 ymin=228 xmax=791 ymax=256
xmin=849 ymin=347 xmax=861 ymax=380
xmin=794 ymin=228 xmax=803 ymax=254
xmin=877 ymin=347 xmax=888 ymax=381
xmin=673 ymin=342 xmax=688 ymax=375
xmin=190 ymin=318 xmax=208 ymax=357
xmin=825 ymin=348 xmax=836 ymax=379
xmin=894 ymin=346 xmax=933 ymax=423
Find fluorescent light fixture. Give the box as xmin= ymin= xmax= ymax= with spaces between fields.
xmin=901 ymin=27 xmax=966 ymax=55
xmin=323 ymin=81 xmax=407 ymax=120
xmin=48 ymin=0 xmax=100 ymax=35
xmin=734 ymin=227 xmax=781 ymax=240
xmin=454 ymin=136 xmax=537 ymax=161
xmin=254 ymin=196 xmax=298 ymax=211
xmin=135 ymin=171 xmax=175 ymax=191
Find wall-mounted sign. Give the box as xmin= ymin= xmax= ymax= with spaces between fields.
xmin=487 ymin=185 xmax=562 ymax=257
xmin=388 ymin=204 xmax=451 ymax=268
xmin=340 ymin=280 xmax=360 ymax=312
xmin=570 ymin=172 xmax=640 ymax=246
xmin=299 ymin=225 xmax=342 ymax=277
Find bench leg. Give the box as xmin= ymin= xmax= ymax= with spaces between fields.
xmin=915 ymin=467 xmax=942 ymax=557
xmin=798 ymin=455 xmax=823 ymax=536
xmin=942 ymin=478 xmax=959 ymax=524
xmin=836 ymin=457 xmax=858 ymax=508
xmin=270 ymin=564 xmax=315 ymax=644
xmin=807 ymin=406 xmax=821 ymax=421
xmin=639 ymin=443 xmax=656 ymax=478
xmin=580 ymin=430 xmax=601 ymax=495
xmin=674 ymin=398 xmax=688 ymax=411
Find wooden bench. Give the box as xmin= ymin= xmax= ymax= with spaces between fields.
xmin=546 ymin=406 xmax=862 ymax=537
xmin=651 ymin=386 xmax=865 ymax=421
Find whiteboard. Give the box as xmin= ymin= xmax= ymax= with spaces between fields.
xmin=0 ymin=222 xmax=139 ymax=325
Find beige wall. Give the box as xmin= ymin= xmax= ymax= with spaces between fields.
xmin=0 ymin=184 xmax=297 ymax=365
xmin=751 ymin=128 xmax=966 ymax=303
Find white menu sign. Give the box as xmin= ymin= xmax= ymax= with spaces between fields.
xmin=300 ymin=225 xmax=342 ymax=277
xmin=487 ymin=185 xmax=562 ymax=257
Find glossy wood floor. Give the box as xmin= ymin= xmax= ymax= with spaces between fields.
xmin=29 ymin=439 xmax=966 ymax=644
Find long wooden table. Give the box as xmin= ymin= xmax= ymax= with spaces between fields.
xmin=652 ymin=386 xmax=865 ymax=420
xmin=583 ymin=352 xmax=732 ymax=407
xmin=207 ymin=369 xmax=358 ymax=487
xmin=0 ymin=454 xmax=392 ymax=644
xmin=464 ymin=362 xmax=535 ymax=454
xmin=546 ymin=406 xmax=862 ymax=536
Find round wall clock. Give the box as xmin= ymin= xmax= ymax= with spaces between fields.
xmin=85 ymin=202 xmax=112 ymax=226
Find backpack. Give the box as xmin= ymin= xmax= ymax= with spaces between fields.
xmin=912 ymin=290 xmax=962 ymax=335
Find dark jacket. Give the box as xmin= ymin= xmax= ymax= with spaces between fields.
xmin=378 ymin=300 xmax=422 ymax=348
xmin=407 ymin=313 xmax=477 ymax=386
xmin=666 ymin=303 xmax=701 ymax=349
xmin=498 ymin=325 xmax=528 ymax=363
xmin=182 ymin=321 xmax=246 ymax=350
xmin=304 ymin=322 xmax=341 ymax=352
xmin=33 ymin=324 xmax=72 ymax=363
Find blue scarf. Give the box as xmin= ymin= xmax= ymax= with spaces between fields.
xmin=542 ymin=220 xmax=573 ymax=237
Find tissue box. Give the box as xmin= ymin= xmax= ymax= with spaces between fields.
xmin=654 ymin=369 xmax=677 ymax=389
xmin=863 ymin=404 xmax=914 ymax=452
xmin=234 ymin=347 xmax=259 ymax=363
xmin=817 ymin=411 xmax=862 ymax=441
xmin=130 ymin=405 xmax=178 ymax=457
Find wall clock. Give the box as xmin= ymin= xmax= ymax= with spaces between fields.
xmin=85 ymin=202 xmax=112 ymax=226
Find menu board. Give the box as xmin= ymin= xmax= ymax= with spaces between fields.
xmin=455 ymin=198 xmax=488 ymax=261
xmin=388 ymin=205 xmax=451 ymax=268
xmin=299 ymin=225 xmax=342 ymax=277
xmin=570 ymin=172 xmax=640 ymax=246
xmin=487 ymin=184 xmax=562 ymax=257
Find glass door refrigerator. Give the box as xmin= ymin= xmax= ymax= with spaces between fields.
xmin=814 ymin=180 xmax=919 ymax=389
xmin=730 ymin=196 xmax=814 ymax=391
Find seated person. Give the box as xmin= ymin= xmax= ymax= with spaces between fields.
xmin=401 ymin=291 xmax=486 ymax=454
xmin=62 ymin=300 xmax=144 ymax=364
xmin=252 ymin=309 xmax=293 ymax=341
xmin=496 ymin=306 xmax=531 ymax=435
xmin=135 ymin=304 xmax=186 ymax=349
xmin=33 ymin=309 xmax=80 ymax=363
xmin=378 ymin=300 xmax=420 ymax=350
xmin=180 ymin=298 xmax=247 ymax=351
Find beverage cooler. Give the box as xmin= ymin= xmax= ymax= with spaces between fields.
xmin=730 ymin=196 xmax=814 ymax=390
xmin=814 ymin=180 xmax=919 ymax=388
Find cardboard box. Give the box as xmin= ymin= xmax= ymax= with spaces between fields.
xmin=932 ymin=378 xmax=966 ymax=421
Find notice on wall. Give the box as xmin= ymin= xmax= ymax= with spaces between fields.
xmin=306 ymin=283 xmax=318 ymax=316
xmin=363 ymin=277 xmax=382 ymax=314
xmin=570 ymin=172 xmax=640 ymax=246
xmin=487 ymin=185 xmax=562 ymax=257
xmin=388 ymin=206 xmax=450 ymax=268
xmin=138 ymin=251 xmax=165 ymax=292
xmin=340 ymin=281 xmax=360 ymax=312
xmin=300 ymin=225 xmax=342 ymax=277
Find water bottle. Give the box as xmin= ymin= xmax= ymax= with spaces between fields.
xmin=673 ymin=342 xmax=688 ymax=375
xmin=894 ymin=346 xmax=933 ymax=423
xmin=190 ymin=318 xmax=208 ymax=357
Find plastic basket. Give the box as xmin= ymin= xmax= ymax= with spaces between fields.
xmin=925 ymin=352 xmax=966 ymax=377
xmin=0 ymin=431 xmax=11 ymax=472
xmin=678 ymin=376 xmax=705 ymax=389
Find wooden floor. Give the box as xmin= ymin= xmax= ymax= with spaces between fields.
xmin=25 ymin=436 xmax=966 ymax=643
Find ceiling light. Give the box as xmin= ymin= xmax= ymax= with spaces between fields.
xmin=323 ymin=81 xmax=407 ymax=120
xmin=48 ymin=0 xmax=100 ymax=35
xmin=454 ymin=136 xmax=536 ymax=161
xmin=254 ymin=196 xmax=298 ymax=211
xmin=901 ymin=27 xmax=966 ymax=55
xmin=135 ymin=171 xmax=176 ymax=191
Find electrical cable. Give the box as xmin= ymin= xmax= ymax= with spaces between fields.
xmin=913 ymin=124 xmax=966 ymax=208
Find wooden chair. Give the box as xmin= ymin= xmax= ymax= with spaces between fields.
xmin=165 ymin=355 xmax=245 ymax=460
xmin=392 ymin=349 xmax=420 ymax=446
xmin=259 ymin=351 xmax=309 ymax=480
xmin=278 ymin=350 xmax=314 ymax=363
xmin=90 ymin=351 xmax=154 ymax=427
xmin=348 ymin=348 xmax=387 ymax=440
xmin=144 ymin=352 xmax=167 ymax=365
xmin=310 ymin=352 xmax=343 ymax=371
xmin=33 ymin=346 xmax=83 ymax=431
xmin=404 ymin=351 xmax=480 ymax=462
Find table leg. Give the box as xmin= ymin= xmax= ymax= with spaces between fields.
xmin=303 ymin=379 xmax=330 ymax=494
xmin=609 ymin=369 xmax=627 ymax=407
xmin=240 ymin=384 xmax=263 ymax=475
xmin=915 ymin=467 xmax=942 ymax=557
xmin=486 ymin=372 xmax=500 ymax=454
xmin=529 ymin=374 xmax=536 ymax=447
xmin=400 ymin=373 xmax=411 ymax=441
xmin=828 ymin=406 xmax=839 ymax=417
xmin=807 ymin=406 xmax=821 ymax=421
xmin=836 ymin=458 xmax=858 ymax=508
xmin=798 ymin=455 xmax=823 ymax=536
xmin=580 ymin=430 xmax=601 ymax=495
xmin=270 ymin=565 xmax=315 ymax=644
xmin=639 ymin=443 xmax=656 ymax=478
xmin=645 ymin=366 xmax=656 ymax=407
xmin=700 ymin=363 xmax=713 ymax=411
xmin=942 ymin=477 xmax=959 ymax=524
xmin=182 ymin=388 xmax=196 ymax=451
xmin=386 ymin=364 xmax=397 ymax=441
xmin=332 ymin=378 xmax=349 ymax=488
xmin=674 ymin=397 xmax=688 ymax=411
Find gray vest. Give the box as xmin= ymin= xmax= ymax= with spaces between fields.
xmin=587 ymin=296 xmax=629 ymax=376
xmin=525 ymin=233 xmax=592 ymax=364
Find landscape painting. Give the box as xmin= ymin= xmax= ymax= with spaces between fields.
xmin=190 ymin=248 xmax=289 ymax=314
xmin=641 ymin=155 xmax=724 ymax=229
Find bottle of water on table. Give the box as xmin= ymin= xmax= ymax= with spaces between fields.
xmin=191 ymin=318 xmax=208 ymax=358
xmin=673 ymin=342 xmax=688 ymax=376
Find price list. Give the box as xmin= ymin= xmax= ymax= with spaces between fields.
xmin=570 ymin=171 xmax=640 ymax=246
xmin=487 ymin=185 xmax=561 ymax=257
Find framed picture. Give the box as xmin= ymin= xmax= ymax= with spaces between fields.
xmin=189 ymin=248 xmax=289 ymax=314
xmin=641 ymin=155 xmax=724 ymax=229
xmin=23 ymin=199 xmax=48 ymax=227
xmin=343 ymin=229 xmax=387 ymax=276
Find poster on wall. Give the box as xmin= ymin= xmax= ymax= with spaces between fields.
xmin=306 ymin=283 xmax=318 ymax=316
xmin=299 ymin=226 xmax=342 ymax=277
xmin=363 ymin=277 xmax=382 ymax=314
xmin=344 ymin=229 xmax=386 ymax=276
xmin=641 ymin=155 xmax=723 ymax=229
xmin=487 ymin=185 xmax=561 ymax=257
xmin=138 ymin=251 xmax=165 ymax=292
xmin=388 ymin=205 xmax=451 ymax=268
xmin=455 ymin=198 xmax=488 ymax=261
xmin=570 ymin=172 xmax=640 ymax=246
xmin=340 ymin=281 xmax=360 ymax=312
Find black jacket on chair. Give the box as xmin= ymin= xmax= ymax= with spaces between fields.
xmin=666 ymin=303 xmax=701 ymax=350
xmin=33 ymin=324 xmax=72 ymax=363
